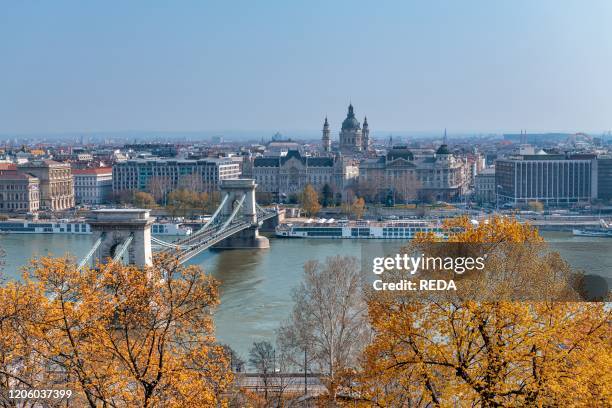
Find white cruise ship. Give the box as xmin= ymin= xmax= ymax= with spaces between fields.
xmin=0 ymin=221 xmax=191 ymax=236
xmin=275 ymin=218 xmax=443 ymax=239
xmin=572 ymin=219 xmax=612 ymax=238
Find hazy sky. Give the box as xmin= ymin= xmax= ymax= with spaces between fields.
xmin=1 ymin=0 xmax=611 ymax=135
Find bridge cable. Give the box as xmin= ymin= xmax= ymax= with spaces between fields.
xmin=219 ymin=194 xmax=246 ymax=232
xmin=112 ymin=234 xmax=134 ymax=263
xmin=193 ymin=193 xmax=229 ymax=235
xmin=77 ymin=232 xmax=106 ymax=269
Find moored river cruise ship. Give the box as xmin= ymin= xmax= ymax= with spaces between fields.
xmin=0 ymin=221 xmax=192 ymax=236
xmin=275 ymin=219 xmax=443 ymax=239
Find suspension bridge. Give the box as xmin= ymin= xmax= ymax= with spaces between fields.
xmin=80 ymin=179 xmax=281 ymax=268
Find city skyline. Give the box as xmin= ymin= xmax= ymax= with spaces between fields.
xmin=2 ymin=1 xmax=612 ymax=134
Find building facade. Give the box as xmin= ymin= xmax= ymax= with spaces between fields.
xmin=112 ymin=158 xmax=241 ymax=195
xmin=73 ymin=167 xmax=113 ymax=205
xmin=597 ymin=157 xmax=612 ymax=202
xmin=358 ymin=145 xmax=467 ymax=203
xmin=474 ymin=168 xmax=496 ymax=204
xmin=0 ymin=172 xmax=40 ymax=213
xmin=18 ymin=160 xmax=74 ymax=211
xmin=495 ymin=153 xmax=595 ymax=206
xmin=252 ymin=150 xmax=358 ymax=201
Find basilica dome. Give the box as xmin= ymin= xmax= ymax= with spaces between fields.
xmin=341 ymin=104 xmax=361 ymax=130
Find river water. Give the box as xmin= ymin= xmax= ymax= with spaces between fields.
xmin=1 ymin=232 xmax=611 ymax=356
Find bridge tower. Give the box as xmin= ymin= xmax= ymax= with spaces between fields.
xmin=214 ymin=179 xmax=270 ymax=249
xmin=87 ymin=209 xmax=154 ymax=267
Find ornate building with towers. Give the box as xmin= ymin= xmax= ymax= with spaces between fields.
xmin=322 ymin=104 xmax=370 ymax=155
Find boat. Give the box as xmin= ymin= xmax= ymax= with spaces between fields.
xmin=0 ymin=220 xmax=191 ymax=236
xmin=572 ymin=229 xmax=612 ymax=237
xmin=0 ymin=221 xmax=92 ymax=234
xmin=275 ymin=219 xmax=443 ymax=239
xmin=572 ymin=219 xmax=612 ymax=237
xmin=151 ymin=222 xmax=192 ymax=236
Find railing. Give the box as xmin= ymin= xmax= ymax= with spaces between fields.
xmin=175 ymin=220 xmax=252 ymax=263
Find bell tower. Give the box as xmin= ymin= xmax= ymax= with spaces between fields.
xmin=362 ymin=116 xmax=370 ymax=152
xmin=322 ymin=116 xmax=331 ymax=152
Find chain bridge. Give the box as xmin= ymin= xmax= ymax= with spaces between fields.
xmin=79 ymin=179 xmax=281 ymax=268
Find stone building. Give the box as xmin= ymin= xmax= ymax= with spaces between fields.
xmin=73 ymin=167 xmax=113 ymax=205
xmin=0 ymin=171 xmax=40 ymax=213
xmin=358 ymin=145 xmax=467 ymax=203
xmin=474 ymin=168 xmax=496 ymax=204
xmin=18 ymin=160 xmax=74 ymax=211
xmin=252 ymin=150 xmax=358 ymax=201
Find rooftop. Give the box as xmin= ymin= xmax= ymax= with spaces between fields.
xmin=0 ymin=171 xmax=38 ymax=181
xmin=72 ymin=167 xmax=113 ymax=175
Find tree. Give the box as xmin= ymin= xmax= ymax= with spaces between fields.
xmin=321 ymin=183 xmax=334 ymax=207
xmin=112 ymin=189 xmax=135 ymax=205
xmin=389 ymin=171 xmax=420 ymax=205
xmin=351 ymin=197 xmax=366 ymax=219
xmin=354 ymin=177 xmax=382 ymax=204
xmin=355 ymin=302 xmax=610 ymax=407
xmin=528 ymin=200 xmax=544 ymax=212
xmin=300 ymin=184 xmax=321 ymax=217
xmin=277 ymin=256 xmax=369 ymax=401
xmin=167 ymin=188 xmax=198 ymax=217
xmin=148 ymin=176 xmax=173 ymax=205
xmin=178 ymin=173 xmax=204 ymax=192
xmin=351 ymin=217 xmax=612 ymax=407
xmin=0 ymin=278 xmax=51 ymax=407
xmin=0 ymin=254 xmax=233 ymax=407
xmin=133 ymin=191 xmax=156 ymax=208
xmin=248 ymin=341 xmax=276 ymax=402
xmin=222 ymin=344 xmax=245 ymax=373
xmin=255 ymin=191 xmax=274 ymax=206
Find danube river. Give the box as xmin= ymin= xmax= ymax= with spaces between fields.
xmin=1 ymin=232 xmax=611 ymax=356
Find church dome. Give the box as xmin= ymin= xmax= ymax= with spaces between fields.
xmin=341 ymin=104 xmax=361 ymax=130
xmin=436 ymin=144 xmax=451 ymax=155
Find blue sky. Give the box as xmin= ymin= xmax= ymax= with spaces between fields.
xmin=1 ymin=0 xmax=611 ymax=135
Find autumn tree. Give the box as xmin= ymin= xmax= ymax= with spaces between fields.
xmin=0 ymin=279 xmax=52 ymax=408
xmin=167 ymin=188 xmax=198 ymax=217
xmin=527 ymin=200 xmax=544 ymax=212
xmin=0 ymin=254 xmax=233 ymax=407
xmin=351 ymin=217 xmax=612 ymax=407
xmin=277 ymin=256 xmax=369 ymax=401
xmin=133 ymin=191 xmax=157 ymax=208
xmin=351 ymin=197 xmax=366 ymax=219
xmin=300 ymin=184 xmax=321 ymax=217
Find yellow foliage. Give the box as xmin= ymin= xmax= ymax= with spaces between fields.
xmin=0 ymin=253 xmax=233 ymax=407
xmin=354 ymin=217 xmax=612 ymax=407
xmin=300 ymin=184 xmax=322 ymax=217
